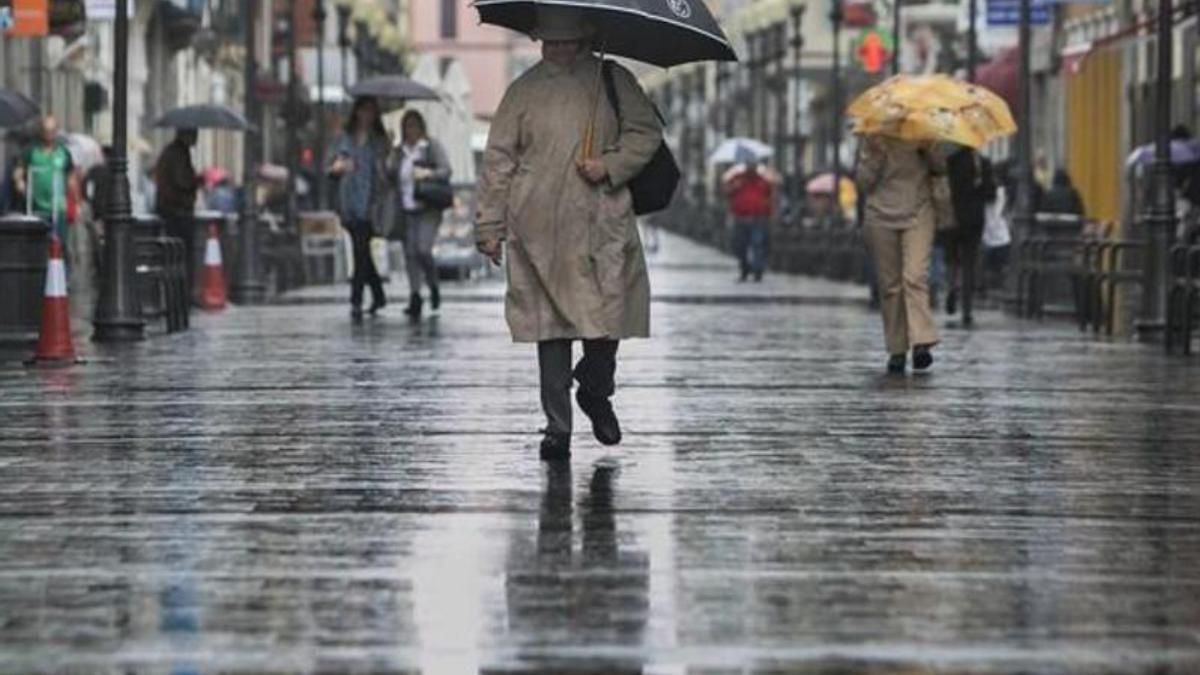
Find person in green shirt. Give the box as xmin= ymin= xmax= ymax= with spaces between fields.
xmin=14 ymin=116 xmax=79 ymax=243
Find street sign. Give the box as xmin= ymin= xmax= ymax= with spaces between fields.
xmin=3 ymin=0 xmax=48 ymax=35
xmin=986 ymin=0 xmax=1050 ymax=25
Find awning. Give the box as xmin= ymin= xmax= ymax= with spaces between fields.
xmin=975 ymin=47 xmax=1018 ymax=111
xmin=1061 ymin=3 xmax=1197 ymax=76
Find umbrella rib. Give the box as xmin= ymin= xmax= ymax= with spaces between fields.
xmin=472 ymin=0 xmax=736 ymax=53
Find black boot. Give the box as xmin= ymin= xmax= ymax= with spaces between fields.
xmin=404 ymin=292 xmax=423 ymax=318
xmin=912 ymin=345 xmax=934 ymax=371
xmin=887 ymin=354 xmax=906 ymax=374
xmin=539 ymin=433 xmax=571 ymax=462
xmin=576 ymin=389 xmax=622 ymax=445
xmin=429 ymin=284 xmax=441 ymax=311
xmin=368 ymin=294 xmax=387 ymax=316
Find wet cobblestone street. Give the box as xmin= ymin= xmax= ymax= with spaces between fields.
xmin=2 ymin=233 xmax=1199 ymax=674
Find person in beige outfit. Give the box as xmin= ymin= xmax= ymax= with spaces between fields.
xmin=474 ymin=7 xmax=663 ymax=461
xmin=856 ymin=135 xmax=944 ymax=373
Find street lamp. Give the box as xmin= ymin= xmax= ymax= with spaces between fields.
xmin=966 ymin=0 xmax=978 ymax=81
xmin=337 ymin=3 xmax=351 ymax=89
xmin=314 ymin=0 xmax=327 ymax=209
xmin=92 ymin=0 xmax=145 ymax=342
xmin=789 ymin=3 xmax=806 ymax=187
xmin=1012 ymin=0 xmax=1035 ymax=266
xmin=230 ymin=0 xmax=266 ymax=304
xmin=830 ymin=0 xmax=844 ymax=224
xmin=1138 ymin=0 xmax=1177 ymax=340
xmin=891 ymin=0 xmax=901 ymax=75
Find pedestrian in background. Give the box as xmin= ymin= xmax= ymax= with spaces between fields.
xmin=154 ymin=128 xmax=201 ymax=291
xmin=329 ymin=96 xmax=390 ymax=321
xmin=1040 ymin=168 xmax=1085 ymax=217
xmin=982 ymin=162 xmax=1011 ymax=292
xmin=475 ymin=6 xmax=662 ymax=462
xmin=392 ymin=109 xmax=452 ymax=319
xmin=724 ymin=160 xmax=774 ymax=282
xmin=944 ymin=146 xmax=996 ymax=326
xmin=14 ymin=116 xmax=79 ymax=248
xmin=856 ymin=135 xmax=943 ymax=374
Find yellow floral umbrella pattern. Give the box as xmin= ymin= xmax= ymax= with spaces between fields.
xmin=847 ymin=74 xmax=1017 ymax=148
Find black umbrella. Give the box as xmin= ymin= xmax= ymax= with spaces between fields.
xmin=0 ymin=89 xmax=40 ymax=129
xmin=347 ymin=76 xmax=441 ymax=101
xmin=154 ymin=104 xmax=253 ymax=131
xmin=473 ymin=0 xmax=737 ymax=67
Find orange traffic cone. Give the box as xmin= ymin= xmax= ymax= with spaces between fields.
xmin=29 ymin=235 xmax=77 ymax=364
xmin=199 ymin=223 xmax=227 ymax=310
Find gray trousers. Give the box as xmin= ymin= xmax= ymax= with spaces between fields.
xmin=538 ymin=339 xmax=619 ymax=436
xmin=402 ymin=210 xmax=439 ymax=294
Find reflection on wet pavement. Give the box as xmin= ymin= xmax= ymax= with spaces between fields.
xmin=1 ymin=233 xmax=1199 ymax=673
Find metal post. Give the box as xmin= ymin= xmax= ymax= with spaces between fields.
xmin=314 ymin=0 xmax=327 ymax=209
xmin=1138 ymin=0 xmax=1177 ymax=340
xmin=1013 ymin=0 xmax=1035 ymax=282
xmin=831 ymin=0 xmax=844 ymax=224
xmin=337 ymin=4 xmax=351 ymax=90
xmin=967 ymin=0 xmax=978 ymax=81
xmin=791 ymin=4 xmax=806 ymax=186
xmin=891 ymin=0 xmax=901 ymax=75
xmin=93 ymin=0 xmax=145 ymax=342
xmin=231 ymin=0 xmax=267 ymax=304
xmin=285 ymin=0 xmax=300 ymax=233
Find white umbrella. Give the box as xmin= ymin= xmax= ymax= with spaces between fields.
xmin=709 ymin=137 xmax=774 ymax=165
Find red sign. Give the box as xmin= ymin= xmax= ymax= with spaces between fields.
xmin=5 ymin=0 xmax=49 ymax=36
xmin=843 ymin=0 xmax=877 ymax=28
xmin=857 ymin=31 xmax=890 ymax=73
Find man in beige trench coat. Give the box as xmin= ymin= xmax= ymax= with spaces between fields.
xmin=475 ymin=7 xmax=663 ymax=461
xmin=856 ymin=135 xmax=944 ymax=374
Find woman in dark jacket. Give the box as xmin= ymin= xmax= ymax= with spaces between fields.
xmin=391 ymin=110 xmax=452 ymax=318
xmin=945 ymin=146 xmax=996 ymax=325
xmin=1040 ymin=169 xmax=1085 ymax=216
xmin=329 ymin=96 xmax=390 ymax=320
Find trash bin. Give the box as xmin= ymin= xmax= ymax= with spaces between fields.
xmin=0 ymin=214 xmax=50 ymax=348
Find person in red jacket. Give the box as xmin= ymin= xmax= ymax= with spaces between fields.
xmin=724 ymin=161 xmax=775 ymax=282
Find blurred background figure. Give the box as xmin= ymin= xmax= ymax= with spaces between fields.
xmin=723 ymin=160 xmax=777 ymax=283
xmin=392 ymin=109 xmax=452 ymax=319
xmin=329 ymin=96 xmax=390 ymax=321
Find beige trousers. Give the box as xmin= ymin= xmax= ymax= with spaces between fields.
xmin=865 ymin=222 xmax=940 ymax=355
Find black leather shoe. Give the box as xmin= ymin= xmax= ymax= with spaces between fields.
xmin=912 ymin=346 xmax=934 ymax=371
xmin=430 ymin=285 xmax=441 ymax=311
xmin=887 ymin=354 xmax=906 ymax=374
xmin=368 ymin=295 xmax=387 ymax=316
xmin=404 ymin=293 xmax=423 ymax=318
xmin=576 ymin=389 xmax=622 ymax=446
xmin=350 ymin=306 xmax=364 ymax=322
xmin=539 ymin=433 xmax=571 ymax=462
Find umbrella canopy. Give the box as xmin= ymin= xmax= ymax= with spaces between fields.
xmin=347 ymin=75 xmax=441 ymax=102
xmin=154 ymin=104 xmax=253 ymax=131
xmin=202 ymin=166 xmax=230 ymax=189
xmin=62 ymin=133 xmax=105 ymax=173
xmin=709 ymin=137 xmax=773 ymax=165
xmin=847 ymin=74 xmax=1016 ymax=149
xmin=805 ymin=172 xmax=857 ymax=212
xmin=1126 ymin=139 xmax=1200 ymax=168
xmin=473 ymin=0 xmax=738 ymax=67
xmin=0 ymin=89 xmax=40 ymax=129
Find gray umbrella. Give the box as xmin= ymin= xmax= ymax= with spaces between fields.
xmin=473 ymin=0 xmax=738 ymax=67
xmin=154 ymin=104 xmax=253 ymax=131
xmin=347 ymin=76 xmax=441 ymax=101
xmin=0 ymin=89 xmax=40 ymax=129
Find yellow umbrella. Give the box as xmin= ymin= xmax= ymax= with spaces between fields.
xmin=847 ymin=74 xmax=1016 ymax=148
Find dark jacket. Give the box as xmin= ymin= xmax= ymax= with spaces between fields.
xmin=947 ymin=148 xmax=996 ymax=238
xmin=154 ymin=140 xmax=198 ymax=217
xmin=1040 ymin=171 xmax=1084 ymax=217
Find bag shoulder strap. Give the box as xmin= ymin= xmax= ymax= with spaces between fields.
xmin=601 ymin=59 xmax=667 ymax=128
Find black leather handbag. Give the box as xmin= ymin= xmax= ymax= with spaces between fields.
xmin=601 ymin=61 xmax=680 ymax=216
xmin=413 ymin=143 xmax=454 ymax=211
